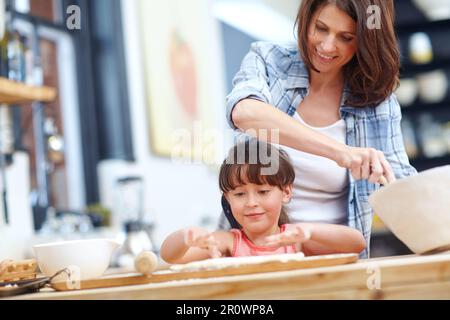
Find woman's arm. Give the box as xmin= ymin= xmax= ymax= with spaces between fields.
xmin=232 ymin=98 xmax=395 ymax=183
xmin=300 ymin=223 xmax=367 ymax=256
xmin=265 ymin=223 xmax=367 ymax=256
xmin=227 ymin=42 xmax=394 ymax=183
xmin=160 ymin=227 xmax=232 ymax=264
xmin=233 ymin=99 xmax=346 ymax=164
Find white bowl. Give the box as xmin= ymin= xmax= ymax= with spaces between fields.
xmin=413 ymin=0 xmax=450 ymax=20
xmin=369 ymin=166 xmax=450 ymax=254
xmin=396 ymin=78 xmax=419 ymax=106
xmin=33 ymin=239 xmax=120 ymax=280
xmin=417 ymin=70 xmax=448 ymax=104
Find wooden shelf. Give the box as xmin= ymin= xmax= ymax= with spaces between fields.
xmin=400 ymin=58 xmax=450 ymax=77
xmin=410 ymin=155 xmax=450 ymax=172
xmin=397 ymin=18 xmax=450 ymax=35
xmin=0 ymin=77 xmax=57 ymax=104
xmin=402 ymin=102 xmax=449 ymax=115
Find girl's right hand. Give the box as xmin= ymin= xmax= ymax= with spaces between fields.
xmin=337 ymin=146 xmax=396 ymax=184
xmin=264 ymin=224 xmax=312 ymax=247
xmin=184 ymin=228 xmax=222 ymax=259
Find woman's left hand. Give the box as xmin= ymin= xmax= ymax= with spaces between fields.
xmin=264 ymin=224 xmax=312 ymax=247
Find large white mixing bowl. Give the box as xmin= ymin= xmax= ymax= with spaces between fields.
xmin=33 ymin=239 xmax=120 ymax=280
xmin=369 ymin=166 xmax=450 ymax=254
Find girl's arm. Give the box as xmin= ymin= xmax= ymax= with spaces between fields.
xmin=300 ymin=223 xmax=367 ymax=256
xmin=160 ymin=227 xmax=233 ymax=264
xmin=265 ymin=223 xmax=366 ymax=256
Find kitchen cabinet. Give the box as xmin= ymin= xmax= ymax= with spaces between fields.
xmin=0 ymin=76 xmax=56 ymax=231
xmin=369 ymin=2 xmax=450 ymax=257
xmin=4 ymin=253 xmax=450 ymax=300
xmin=395 ymin=6 xmax=450 ymax=171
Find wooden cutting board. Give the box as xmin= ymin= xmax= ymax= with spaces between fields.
xmin=51 ymin=253 xmax=358 ymax=292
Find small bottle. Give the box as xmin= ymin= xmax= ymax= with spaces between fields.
xmin=0 ymin=10 xmax=14 ymax=160
xmin=23 ymin=36 xmax=35 ymax=85
xmin=8 ymin=30 xmax=25 ymax=82
xmin=401 ymin=116 xmax=419 ymax=159
xmin=0 ymin=4 xmax=9 ymax=76
xmin=409 ymin=32 xmax=433 ymax=65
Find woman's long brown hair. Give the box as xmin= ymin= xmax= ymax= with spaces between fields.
xmin=296 ymin=0 xmax=400 ymax=107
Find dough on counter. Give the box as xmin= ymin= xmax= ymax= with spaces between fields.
xmin=135 ymin=251 xmax=159 ymax=274
xmin=170 ymin=252 xmax=306 ymax=272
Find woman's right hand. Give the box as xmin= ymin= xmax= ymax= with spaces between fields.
xmin=337 ymin=146 xmax=396 ymax=184
xmin=183 ymin=227 xmax=222 ymax=259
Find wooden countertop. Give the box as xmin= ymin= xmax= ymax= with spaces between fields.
xmin=5 ymin=253 xmax=450 ymax=300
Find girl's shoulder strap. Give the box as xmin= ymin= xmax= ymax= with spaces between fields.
xmin=229 ymin=229 xmax=243 ymax=257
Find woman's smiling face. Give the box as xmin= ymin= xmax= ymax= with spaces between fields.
xmin=307 ymin=3 xmax=358 ymax=74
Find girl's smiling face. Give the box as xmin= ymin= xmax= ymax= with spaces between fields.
xmin=225 ymin=182 xmax=292 ymax=236
xmin=308 ymin=3 xmax=358 ymax=74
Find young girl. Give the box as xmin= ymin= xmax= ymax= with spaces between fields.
xmin=160 ymin=140 xmax=366 ymax=264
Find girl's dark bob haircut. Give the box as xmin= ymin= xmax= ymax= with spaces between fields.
xmin=219 ymin=139 xmax=295 ymax=193
xmin=219 ymin=139 xmax=295 ymax=226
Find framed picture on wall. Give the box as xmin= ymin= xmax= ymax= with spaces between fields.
xmin=137 ymin=0 xmax=221 ymax=164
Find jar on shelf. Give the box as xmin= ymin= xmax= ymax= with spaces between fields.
xmin=416 ymin=69 xmax=448 ymax=104
xmin=396 ymin=78 xmax=419 ymax=107
xmin=409 ymin=32 xmax=433 ymax=65
xmin=418 ymin=114 xmax=448 ymax=158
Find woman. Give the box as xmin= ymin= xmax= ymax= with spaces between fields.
xmin=221 ymin=0 xmax=417 ymax=258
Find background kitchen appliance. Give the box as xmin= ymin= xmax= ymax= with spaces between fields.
xmin=112 ymin=176 xmax=155 ymax=268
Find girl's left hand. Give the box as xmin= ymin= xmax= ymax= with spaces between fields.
xmin=184 ymin=228 xmax=222 ymax=259
xmin=264 ymin=225 xmax=312 ymax=247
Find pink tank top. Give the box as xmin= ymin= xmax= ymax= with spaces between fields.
xmin=230 ymin=224 xmax=298 ymax=257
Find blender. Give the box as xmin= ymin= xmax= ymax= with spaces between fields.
xmin=113 ymin=176 xmax=155 ymax=268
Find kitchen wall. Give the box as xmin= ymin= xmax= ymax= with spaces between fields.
xmin=0 ymin=0 xmax=300 ymax=259
xmin=261 ymin=0 xmax=300 ymax=20
xmin=0 ymin=152 xmax=34 ymax=260
xmin=109 ymin=0 xmax=301 ymax=248
xmin=95 ymin=0 xmax=231 ymax=249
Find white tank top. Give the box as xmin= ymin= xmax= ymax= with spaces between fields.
xmin=282 ymin=112 xmax=349 ymax=225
